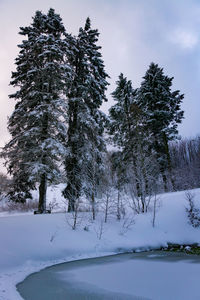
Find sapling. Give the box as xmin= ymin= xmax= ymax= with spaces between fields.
xmin=65 ymin=199 xmax=82 ymax=230
xmin=94 ymin=218 xmax=105 ymax=240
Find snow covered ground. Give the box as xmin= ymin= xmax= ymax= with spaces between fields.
xmin=0 ymin=187 xmax=200 ymax=300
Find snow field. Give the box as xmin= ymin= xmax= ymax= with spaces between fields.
xmin=0 ymin=187 xmax=200 ymax=300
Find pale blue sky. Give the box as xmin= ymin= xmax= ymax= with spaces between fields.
xmin=0 ymin=0 xmax=199 ymax=166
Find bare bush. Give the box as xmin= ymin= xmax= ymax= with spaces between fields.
xmin=0 ymin=199 xmax=38 ymax=212
xmin=94 ymin=218 xmax=105 ymax=240
xmin=119 ymin=215 xmax=135 ymax=235
xmin=65 ymin=199 xmax=83 ymax=230
xmin=185 ymin=191 xmax=200 ymax=228
xmin=48 ymin=198 xmax=59 ymax=211
xmin=100 ymin=191 xmax=115 ymax=223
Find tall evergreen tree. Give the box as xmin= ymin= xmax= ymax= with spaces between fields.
xmin=109 ymin=73 xmax=137 ymax=152
xmin=136 ymin=62 xmax=184 ymax=190
xmin=1 ymin=9 xmax=72 ymax=211
xmin=109 ymin=74 xmax=159 ymax=213
xmin=63 ymin=18 xmax=109 ymax=212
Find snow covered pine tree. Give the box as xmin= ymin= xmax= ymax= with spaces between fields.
xmin=63 ymin=18 xmax=109 ymax=213
xmin=137 ymin=63 xmax=184 ymax=191
xmin=1 ymin=9 xmax=72 ymax=212
xmin=109 ymin=74 xmax=158 ymax=213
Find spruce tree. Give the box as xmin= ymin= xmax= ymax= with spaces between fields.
xmin=63 ymin=18 xmax=109 ymax=213
xmin=136 ymin=62 xmax=184 ymax=190
xmin=109 ymin=73 xmax=136 ymax=150
xmin=1 ymin=9 xmax=71 ymax=211
xmin=109 ymin=74 xmax=159 ymax=213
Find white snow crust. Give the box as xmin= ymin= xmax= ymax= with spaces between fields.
xmin=0 ymin=187 xmax=200 ymax=299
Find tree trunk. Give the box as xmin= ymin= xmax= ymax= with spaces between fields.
xmin=38 ymin=173 xmax=47 ymax=212
xmin=68 ymin=197 xmax=75 ymax=212
xmin=116 ymin=190 xmax=121 ymax=220
xmin=163 ymin=132 xmax=175 ymax=190
xmin=66 ymin=100 xmax=79 ymax=213
xmin=91 ymin=192 xmax=95 ymax=220
xmin=141 ymin=196 xmax=145 ymax=213
xmin=161 ymin=171 xmax=167 ymax=192
xmin=104 ymin=193 xmax=109 ymax=223
xmin=38 ymin=110 xmax=48 ymax=213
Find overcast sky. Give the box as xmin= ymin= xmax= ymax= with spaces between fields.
xmin=0 ymin=0 xmax=200 ymax=171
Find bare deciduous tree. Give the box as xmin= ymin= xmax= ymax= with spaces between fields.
xmin=65 ymin=199 xmax=82 ymax=230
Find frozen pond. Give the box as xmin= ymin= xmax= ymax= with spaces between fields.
xmin=17 ymin=251 xmax=200 ymax=300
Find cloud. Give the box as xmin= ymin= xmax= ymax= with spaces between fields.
xmin=0 ymin=0 xmax=200 ymax=165
xmin=170 ymin=28 xmax=199 ymax=49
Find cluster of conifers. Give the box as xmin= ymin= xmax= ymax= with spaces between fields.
xmin=1 ymin=8 xmax=186 ymax=215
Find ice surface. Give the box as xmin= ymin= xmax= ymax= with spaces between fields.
xmin=18 ymin=252 xmax=200 ymax=300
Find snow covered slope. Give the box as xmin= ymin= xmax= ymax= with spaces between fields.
xmin=0 ymin=188 xmax=200 ymax=300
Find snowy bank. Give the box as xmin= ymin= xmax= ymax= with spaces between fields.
xmin=0 ymin=188 xmax=200 ymax=300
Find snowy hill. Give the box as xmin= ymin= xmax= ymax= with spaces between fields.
xmin=0 ymin=188 xmax=200 ymax=300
